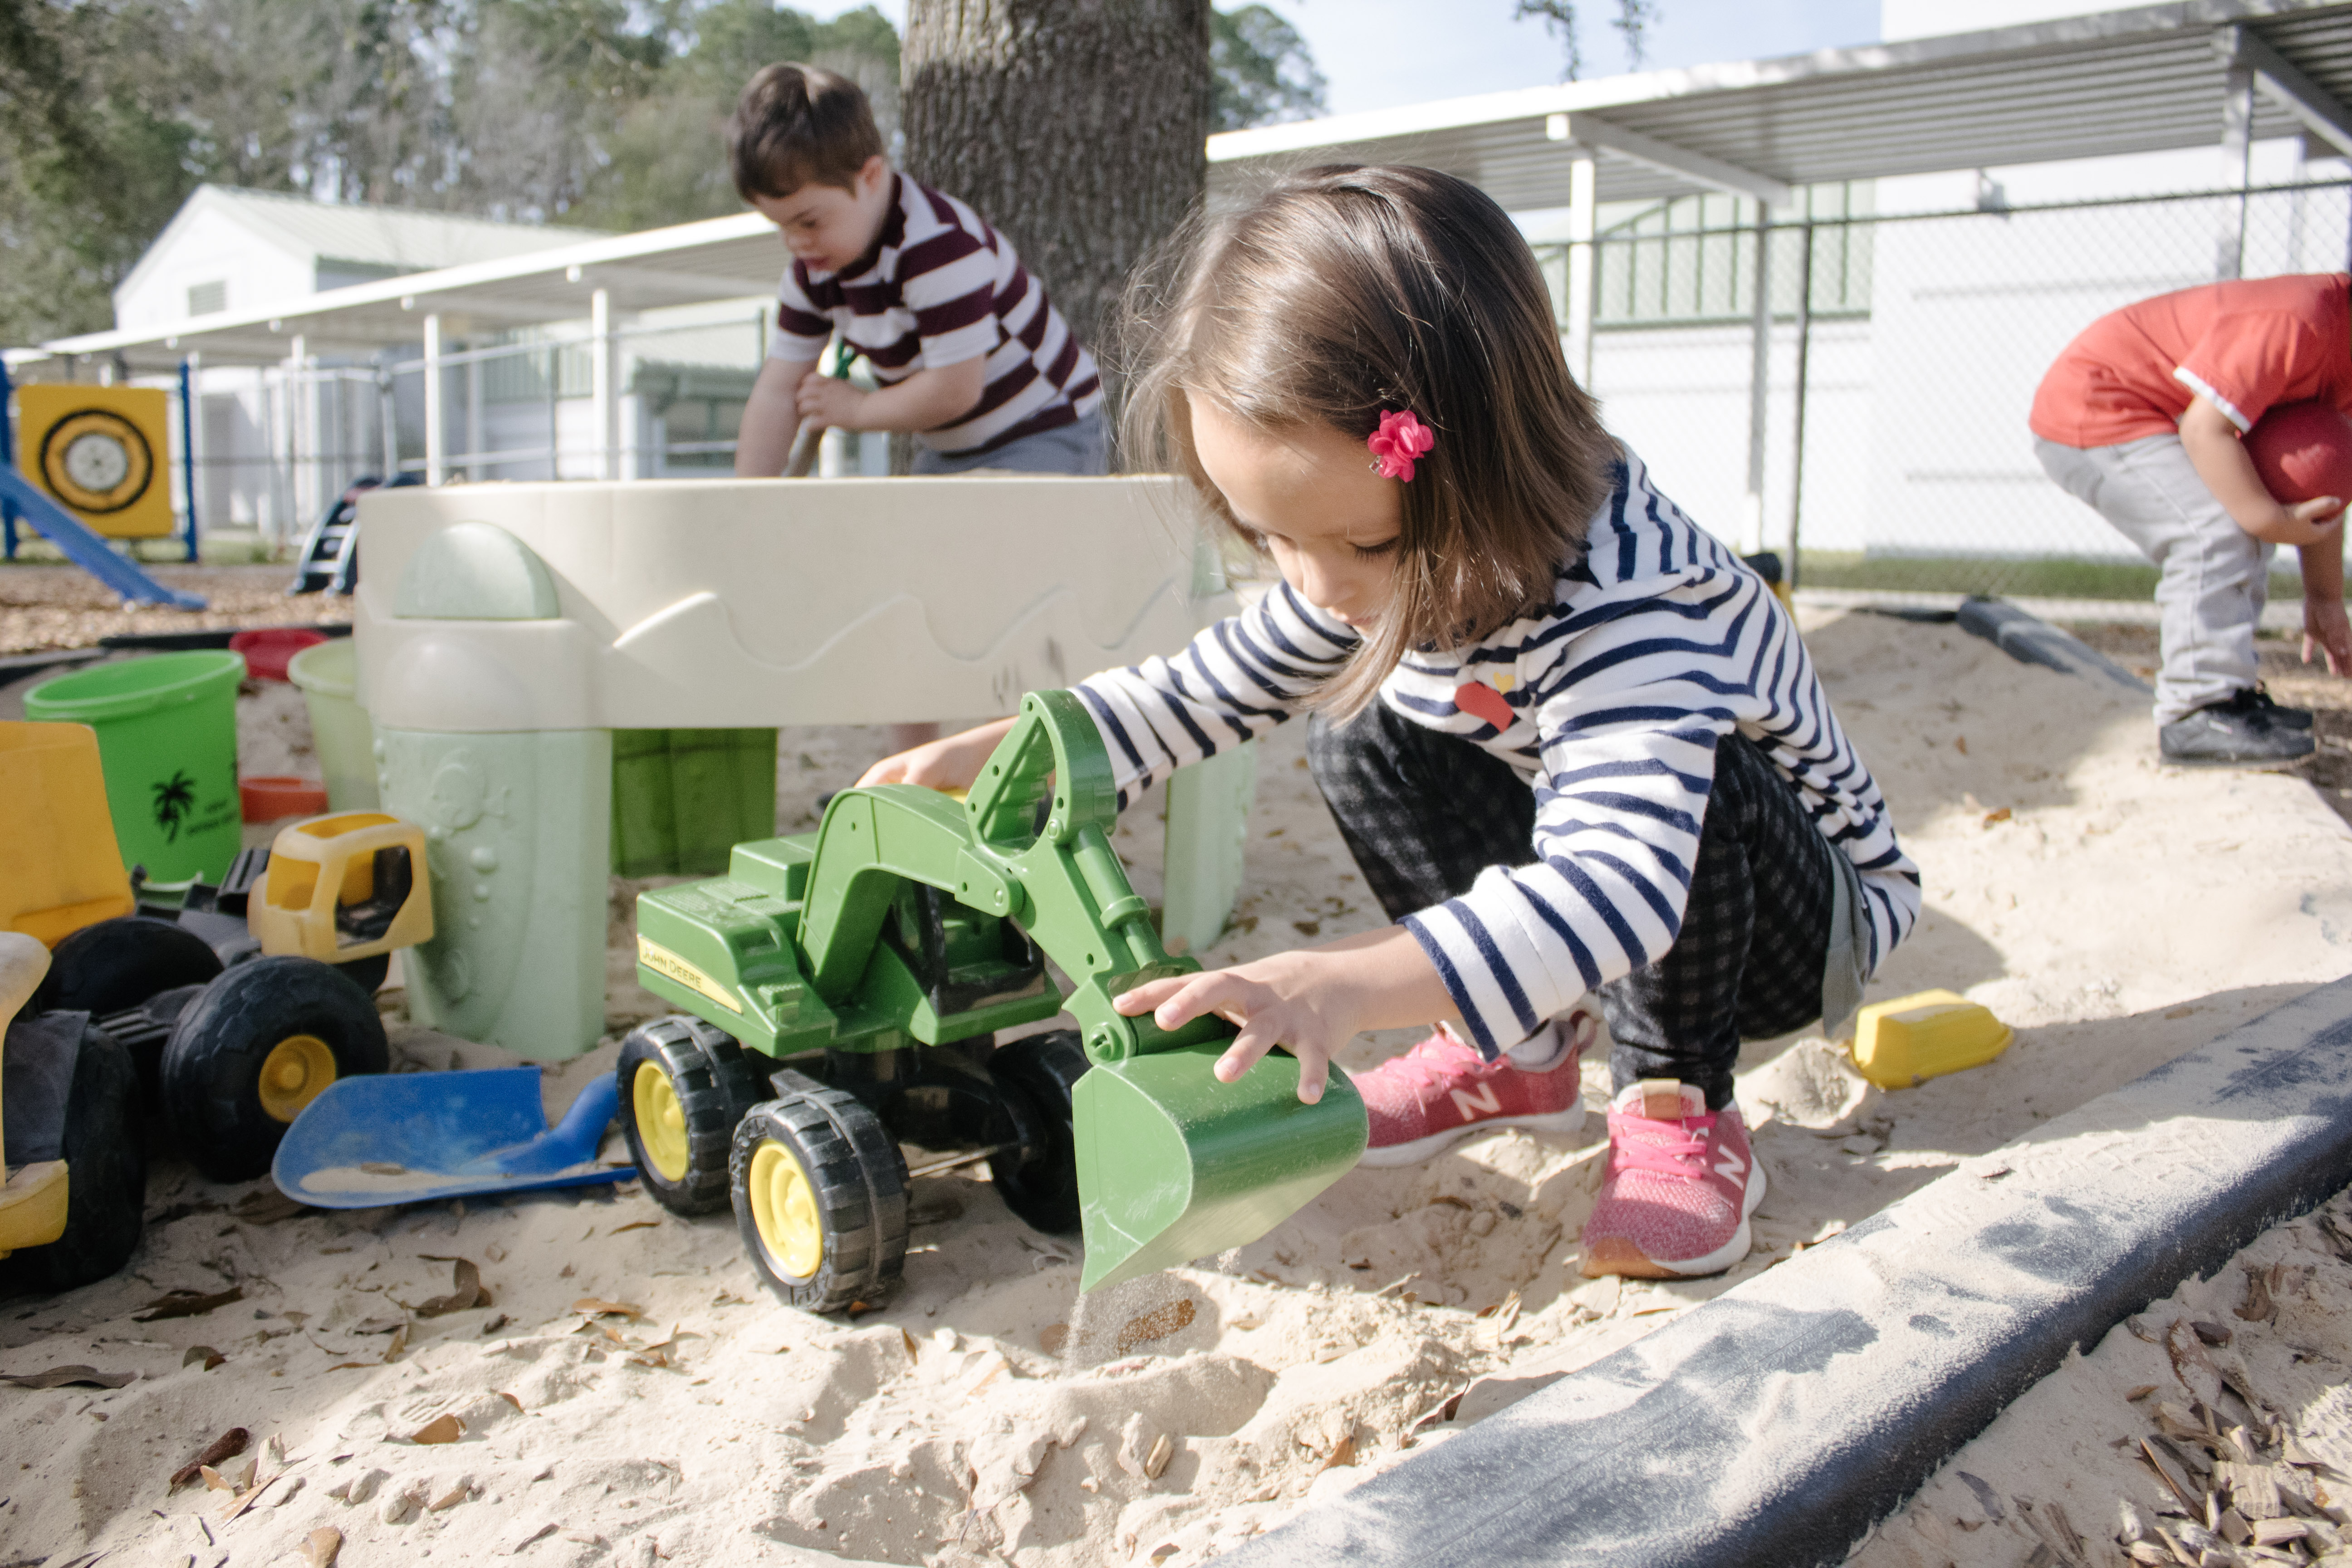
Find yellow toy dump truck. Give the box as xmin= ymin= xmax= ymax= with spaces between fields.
xmin=0 ymin=931 xmax=144 ymax=1292
xmin=2 ymin=720 xmax=432 ymax=1206
xmin=622 ymin=692 xmax=1368 ymax=1313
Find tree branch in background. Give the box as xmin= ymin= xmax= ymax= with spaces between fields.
xmin=1210 ymin=4 xmax=1325 ymax=133
xmin=1514 ymin=0 xmax=1661 ymax=82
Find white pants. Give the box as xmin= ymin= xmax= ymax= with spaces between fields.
xmin=2034 ymin=433 xmax=2274 ymax=725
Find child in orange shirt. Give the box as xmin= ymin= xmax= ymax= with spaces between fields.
xmin=2031 ymin=273 xmax=2352 ymax=765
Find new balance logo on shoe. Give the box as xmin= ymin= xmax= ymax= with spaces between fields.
xmin=1450 ymin=1083 xmax=1501 ymax=1122
xmin=1714 ymin=1149 xmax=1746 ymax=1184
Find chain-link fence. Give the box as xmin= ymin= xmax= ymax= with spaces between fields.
xmin=1540 ymin=178 xmax=2352 ymax=601
xmin=7 ymin=310 xmax=866 ymax=556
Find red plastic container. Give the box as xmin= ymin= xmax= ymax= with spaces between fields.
xmin=227 ymin=628 xmax=329 ymax=683
xmin=240 ymin=775 xmax=328 ymax=822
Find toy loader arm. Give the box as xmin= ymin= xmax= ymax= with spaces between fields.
xmin=795 ymin=691 xmax=1366 ymax=1294
xmin=794 ymin=691 xmax=1232 ymax=1066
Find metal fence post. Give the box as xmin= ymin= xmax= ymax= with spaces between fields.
xmin=591 ymin=288 xmax=614 ymax=480
xmin=177 ymin=355 xmax=201 ymax=562
xmin=1743 ymin=202 xmax=1775 ymax=555
xmin=1788 ymin=223 xmax=1816 ymax=589
xmin=1565 ymin=153 xmax=1597 ymax=387
xmin=0 ymin=352 xmax=15 ymax=559
xmin=2219 ymin=61 xmax=2255 ymax=278
xmin=423 ymin=314 xmax=446 ymax=485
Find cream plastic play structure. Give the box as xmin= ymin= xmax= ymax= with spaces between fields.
xmin=352 ymin=478 xmax=1255 ymax=1060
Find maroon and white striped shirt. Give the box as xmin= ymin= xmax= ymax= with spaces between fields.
xmin=770 ymin=174 xmax=1102 ymax=456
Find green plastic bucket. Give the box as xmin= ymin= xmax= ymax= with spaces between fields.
xmin=24 ymin=651 xmax=245 ymax=885
xmin=287 ymin=637 xmax=379 ymax=812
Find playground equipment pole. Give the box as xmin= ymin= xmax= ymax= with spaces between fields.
xmin=1 ymin=354 xmax=16 ymax=560
xmin=177 ymin=357 xmax=200 ymax=563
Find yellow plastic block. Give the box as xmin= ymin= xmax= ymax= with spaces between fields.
xmin=15 ymin=383 xmax=176 ymax=538
xmin=0 ymin=1161 xmax=70 ymax=1256
xmin=249 ymin=813 xmax=434 ymax=962
xmin=1847 ymin=989 xmax=2014 ymax=1089
xmin=0 ymin=721 xmax=134 ymax=946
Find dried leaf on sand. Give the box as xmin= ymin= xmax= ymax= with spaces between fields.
xmin=304 ymin=1526 xmax=343 ymax=1567
xmin=134 ymin=1286 xmax=243 ymax=1322
xmin=170 ymin=1428 xmax=250 ymax=1490
xmin=573 ymin=1297 xmax=647 ymax=1319
xmin=409 ymin=1256 xmax=493 ymax=1317
xmin=410 ymin=1412 xmax=466 ymax=1445
xmin=1 ymin=1364 xmax=135 ymax=1389
xmin=233 ymin=1188 xmax=310 ymax=1225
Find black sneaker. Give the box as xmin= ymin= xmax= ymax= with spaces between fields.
xmin=2249 ymin=684 xmax=2314 ymax=730
xmin=2160 ymin=689 xmax=2316 ymax=767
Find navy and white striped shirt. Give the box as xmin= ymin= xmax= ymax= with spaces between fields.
xmin=771 ymin=175 xmax=1102 ymax=456
xmin=1076 ymin=448 xmax=1921 ymax=1056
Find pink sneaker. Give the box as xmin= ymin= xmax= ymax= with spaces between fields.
xmin=1353 ymin=1019 xmax=1589 ymax=1168
xmin=1580 ymin=1080 xmax=1764 ymax=1279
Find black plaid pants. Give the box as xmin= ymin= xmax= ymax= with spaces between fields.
xmin=1306 ymin=703 xmax=1837 ymax=1110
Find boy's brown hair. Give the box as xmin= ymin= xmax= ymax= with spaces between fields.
xmin=728 ymin=63 xmax=884 ymax=200
xmin=1117 ymin=164 xmax=1616 ymax=719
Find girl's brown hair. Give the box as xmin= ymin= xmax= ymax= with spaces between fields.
xmin=1117 ymin=164 xmax=1615 ymax=717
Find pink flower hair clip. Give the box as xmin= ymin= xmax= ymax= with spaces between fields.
xmin=1367 ymin=408 xmax=1435 ymax=482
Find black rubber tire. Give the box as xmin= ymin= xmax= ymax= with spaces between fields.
xmin=333 ymin=951 xmax=391 ymax=995
xmin=0 ymin=1019 xmax=146 ymax=1294
xmin=616 ymin=1017 xmax=759 ymax=1217
xmin=158 ymin=957 xmax=389 ymax=1183
xmin=730 ymin=1088 xmax=909 ymax=1314
xmin=986 ymin=1029 xmax=1088 ymax=1235
xmin=35 ymin=916 xmax=221 ymax=1016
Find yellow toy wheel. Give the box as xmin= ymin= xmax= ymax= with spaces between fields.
xmin=157 ymin=956 xmax=388 ymax=1183
xmin=728 ymin=1086 xmax=908 ymax=1315
xmin=747 ymin=1139 xmax=824 ymax=1279
xmin=256 ymin=1034 xmax=338 ymax=1123
xmin=633 ymin=1061 xmax=691 ymax=1182
xmin=615 ymin=1018 xmax=761 ymax=1216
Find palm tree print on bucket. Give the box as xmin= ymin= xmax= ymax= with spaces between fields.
xmin=152 ymin=769 xmax=197 ymax=843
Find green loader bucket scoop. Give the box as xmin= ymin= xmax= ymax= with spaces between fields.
xmin=794 ymin=693 xmax=1367 ymax=1292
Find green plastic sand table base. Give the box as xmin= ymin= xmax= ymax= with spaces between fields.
xmin=633 ymin=690 xmax=1366 ymax=1291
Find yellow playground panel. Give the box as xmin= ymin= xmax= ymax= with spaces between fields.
xmin=15 ymin=384 xmax=176 ymax=539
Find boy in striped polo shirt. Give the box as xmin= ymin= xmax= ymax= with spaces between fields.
xmin=728 ymin=64 xmax=1106 ymax=480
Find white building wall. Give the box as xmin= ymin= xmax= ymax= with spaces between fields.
xmin=115 ymin=209 xmax=313 ymax=335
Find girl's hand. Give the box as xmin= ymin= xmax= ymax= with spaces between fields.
xmin=856 ymin=716 xmax=1017 ymax=790
xmin=1113 ymin=951 xmax=1363 ymax=1104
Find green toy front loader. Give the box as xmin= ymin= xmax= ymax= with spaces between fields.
xmin=624 ymin=691 xmax=1366 ymax=1309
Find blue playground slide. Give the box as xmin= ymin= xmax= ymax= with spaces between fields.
xmin=0 ymin=466 xmax=205 ymax=610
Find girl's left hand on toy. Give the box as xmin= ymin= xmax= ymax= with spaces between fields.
xmin=1113 ymin=954 xmax=1354 ymax=1104
xmin=795 ymin=374 xmax=867 ymax=430
xmin=1111 ymin=929 xmax=1457 ymax=1105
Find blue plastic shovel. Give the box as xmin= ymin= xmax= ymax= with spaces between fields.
xmin=272 ymin=1068 xmax=628 ymax=1208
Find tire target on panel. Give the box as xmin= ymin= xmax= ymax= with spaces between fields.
xmin=38 ymin=408 xmax=154 ymax=514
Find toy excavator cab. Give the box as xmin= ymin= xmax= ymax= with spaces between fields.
xmin=629 ymin=691 xmax=1366 ymax=1309
xmin=247 ymin=813 xmax=434 ymax=965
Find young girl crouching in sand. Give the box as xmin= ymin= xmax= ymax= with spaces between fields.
xmin=859 ymin=165 xmax=1921 ymax=1280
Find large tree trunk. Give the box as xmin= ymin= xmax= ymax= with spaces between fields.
xmin=902 ymin=0 xmax=1210 ymax=405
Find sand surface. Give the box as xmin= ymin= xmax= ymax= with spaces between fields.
xmin=1860 ymin=1186 xmax=2352 ymax=1568
xmin=7 ymin=605 xmax=2352 ymax=1567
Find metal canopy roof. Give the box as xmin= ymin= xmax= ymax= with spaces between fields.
xmin=1206 ymin=0 xmax=2352 ymax=211
xmin=20 ymin=0 xmax=2352 ymax=373
xmin=15 ymin=211 xmax=789 ymax=372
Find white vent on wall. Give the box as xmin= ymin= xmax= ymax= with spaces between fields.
xmin=188 ymin=280 xmax=227 ymax=315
